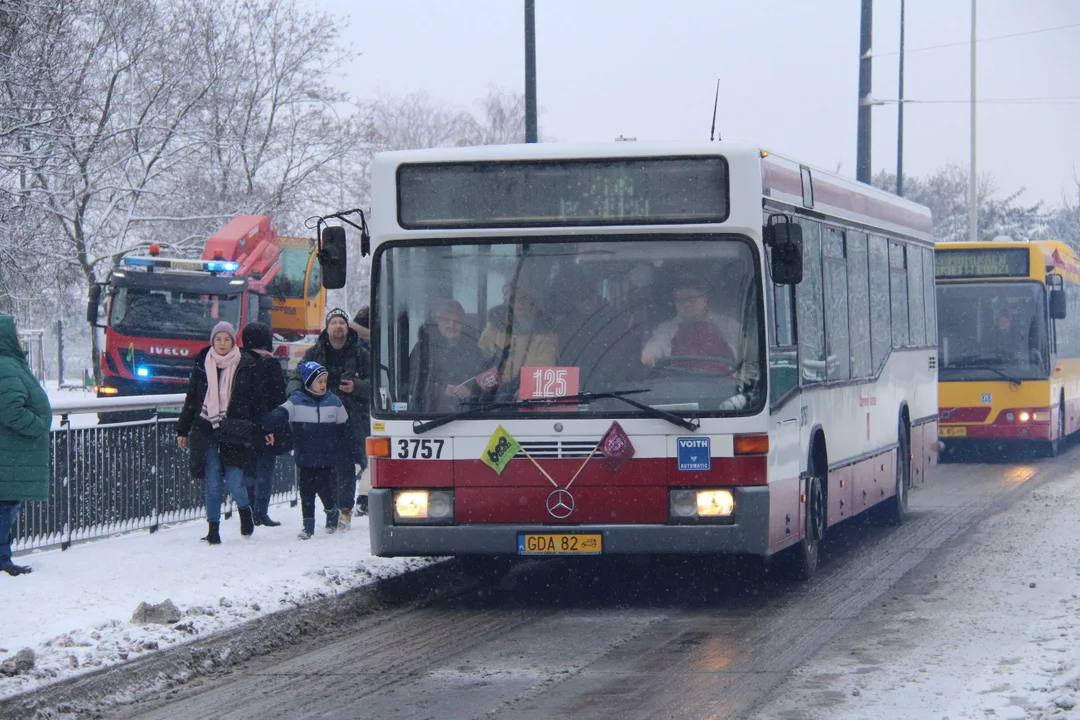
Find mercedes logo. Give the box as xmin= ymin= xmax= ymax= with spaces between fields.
xmin=546 ymin=489 xmax=576 ymax=519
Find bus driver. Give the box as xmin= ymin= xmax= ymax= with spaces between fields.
xmin=641 ymin=278 xmax=739 ymax=372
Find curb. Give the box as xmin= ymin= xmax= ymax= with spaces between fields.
xmin=0 ymin=560 xmax=453 ymax=720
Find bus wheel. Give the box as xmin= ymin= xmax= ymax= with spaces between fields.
xmin=775 ymin=458 xmax=825 ymax=582
xmin=871 ymin=422 xmax=910 ymax=526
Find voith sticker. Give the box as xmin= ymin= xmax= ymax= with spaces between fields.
xmin=677 ymin=437 xmax=711 ymax=472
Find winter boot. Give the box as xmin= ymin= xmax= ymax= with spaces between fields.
xmin=356 ymin=495 xmax=369 ymax=517
xmin=257 ymin=513 xmax=281 ymax=527
xmin=325 ymin=509 xmax=339 ymax=534
xmin=298 ymin=517 xmax=315 ymax=540
xmin=1 ymin=561 xmax=32 ymax=576
xmin=202 ymin=521 xmax=221 ymax=545
xmin=338 ymin=508 xmax=352 ymax=532
xmin=238 ymin=508 xmax=254 ymax=537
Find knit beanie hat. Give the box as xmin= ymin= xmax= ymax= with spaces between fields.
xmin=325 ymin=307 xmax=350 ymax=327
xmin=210 ymin=321 xmax=237 ymax=346
xmin=299 ymin=361 xmax=328 ymax=391
xmin=241 ymin=322 xmax=273 ymax=352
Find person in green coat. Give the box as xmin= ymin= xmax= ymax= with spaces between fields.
xmin=0 ymin=315 xmax=52 ymax=576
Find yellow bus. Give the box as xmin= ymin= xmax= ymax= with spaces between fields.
xmin=936 ymin=239 xmax=1077 ymax=456
xmin=267 ymin=236 xmax=325 ymax=340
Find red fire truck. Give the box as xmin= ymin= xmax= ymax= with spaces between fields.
xmin=88 ymin=215 xmax=324 ymax=406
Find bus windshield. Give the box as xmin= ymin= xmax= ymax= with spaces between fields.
xmin=373 ymin=236 xmax=764 ymax=417
xmin=937 ymin=281 xmax=1050 ymax=381
xmin=110 ymin=288 xmax=243 ymax=340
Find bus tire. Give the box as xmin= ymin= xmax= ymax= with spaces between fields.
xmin=870 ymin=421 xmax=910 ymax=526
xmin=774 ymin=453 xmax=825 ymax=582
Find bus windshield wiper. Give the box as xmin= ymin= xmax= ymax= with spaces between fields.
xmin=412 ymin=389 xmax=699 ymax=434
xmin=946 ymin=363 xmax=1023 ymax=386
xmin=541 ymin=390 xmax=700 ymax=431
xmin=412 ymin=398 xmax=525 ymax=434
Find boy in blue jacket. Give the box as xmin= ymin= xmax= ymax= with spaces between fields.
xmin=264 ymin=361 xmax=348 ymax=539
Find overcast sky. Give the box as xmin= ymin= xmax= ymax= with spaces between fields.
xmin=315 ymin=0 xmax=1079 ymax=208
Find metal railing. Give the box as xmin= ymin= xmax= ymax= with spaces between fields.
xmin=13 ymin=395 xmax=299 ymax=553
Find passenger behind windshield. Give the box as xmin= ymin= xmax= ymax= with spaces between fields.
xmin=407 ymin=299 xmax=486 ymax=412
xmin=478 ymin=280 xmax=557 ymax=396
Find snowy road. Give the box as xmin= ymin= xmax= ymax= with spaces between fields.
xmin=88 ymin=447 xmax=1075 ymax=720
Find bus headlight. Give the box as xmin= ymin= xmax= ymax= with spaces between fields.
xmin=393 ymin=489 xmax=454 ymax=524
xmin=670 ymin=489 xmax=735 ymax=521
xmin=697 ymin=490 xmax=735 ymax=517
xmin=1018 ymin=411 xmax=1030 ymax=423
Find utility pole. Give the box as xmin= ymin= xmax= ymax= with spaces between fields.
xmin=896 ymin=0 xmax=905 ymax=197
xmin=969 ymin=0 xmax=978 ymax=242
xmin=856 ymin=0 xmax=873 ymax=184
xmin=524 ymin=0 xmax=538 ymax=143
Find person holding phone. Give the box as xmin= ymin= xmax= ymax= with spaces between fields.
xmin=286 ymin=308 xmax=370 ymax=530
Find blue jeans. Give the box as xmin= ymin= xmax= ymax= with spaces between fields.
xmin=205 ymin=436 xmax=250 ymax=522
xmin=0 ymin=501 xmax=21 ymax=565
xmin=245 ymin=454 xmax=276 ymax=517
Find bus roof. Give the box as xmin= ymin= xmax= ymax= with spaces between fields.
xmin=370 ymin=141 xmax=934 ymax=244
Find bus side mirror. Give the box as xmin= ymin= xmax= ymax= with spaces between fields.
xmin=767 ymin=222 xmax=803 ymax=285
xmin=318 ymin=226 xmax=347 ymax=290
xmin=1050 ymin=289 xmax=1067 ymax=320
xmin=87 ymin=284 xmax=102 ymax=325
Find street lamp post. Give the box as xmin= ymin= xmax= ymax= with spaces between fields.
xmin=524 ymin=0 xmax=538 ymax=143
xmin=897 ymin=0 xmax=905 ymax=197
xmin=969 ymin=0 xmax=977 ymax=242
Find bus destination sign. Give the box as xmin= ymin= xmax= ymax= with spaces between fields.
xmin=397 ymin=156 xmax=729 ymax=229
xmin=935 ymin=248 xmax=1030 ymax=279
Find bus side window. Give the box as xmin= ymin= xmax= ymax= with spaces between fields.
xmin=768 ymin=282 xmax=798 ymax=405
xmin=889 ymin=241 xmax=909 ymax=348
xmin=922 ymin=247 xmax=937 ymax=346
xmin=847 ymin=231 xmax=871 ymax=378
xmin=795 ymin=218 xmax=825 ymax=383
xmin=869 ymin=235 xmax=891 ymax=372
xmin=907 ymin=246 xmax=926 ymax=346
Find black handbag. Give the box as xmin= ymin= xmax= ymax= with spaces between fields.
xmin=217 ymin=417 xmax=256 ymax=448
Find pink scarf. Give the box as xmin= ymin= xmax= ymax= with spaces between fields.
xmin=201 ymin=346 xmax=241 ymax=428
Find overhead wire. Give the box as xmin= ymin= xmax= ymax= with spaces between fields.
xmin=874 ymin=21 xmax=1080 ymax=58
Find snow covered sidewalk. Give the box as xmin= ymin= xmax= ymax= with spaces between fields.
xmin=754 ymin=463 xmax=1080 ymax=720
xmin=0 ymin=507 xmax=433 ymax=702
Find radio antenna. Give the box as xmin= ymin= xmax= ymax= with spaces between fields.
xmin=709 ymin=79 xmax=721 ymax=141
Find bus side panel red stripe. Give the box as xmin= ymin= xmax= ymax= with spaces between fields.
xmin=371 ymin=458 xmax=453 ymax=488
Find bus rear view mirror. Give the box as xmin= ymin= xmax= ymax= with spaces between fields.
xmin=87 ymin=284 xmax=102 ymax=325
xmin=1050 ymin=289 xmax=1067 ymax=320
xmin=768 ymin=222 xmax=803 ymax=285
xmin=318 ymin=226 xmax=347 ymax=290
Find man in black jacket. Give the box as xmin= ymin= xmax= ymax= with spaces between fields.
xmin=241 ymin=322 xmax=287 ymax=527
xmin=287 ymin=308 xmax=370 ymax=529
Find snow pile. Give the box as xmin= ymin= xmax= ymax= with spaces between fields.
xmin=0 ymin=508 xmax=433 ymax=700
xmin=755 ymin=466 xmax=1080 ymax=720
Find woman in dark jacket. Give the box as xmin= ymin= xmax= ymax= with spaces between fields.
xmin=241 ymin=322 xmax=287 ymax=527
xmin=177 ymin=322 xmax=260 ymax=544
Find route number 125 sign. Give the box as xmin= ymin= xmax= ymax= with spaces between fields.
xmin=519 ymin=367 xmax=580 ymax=402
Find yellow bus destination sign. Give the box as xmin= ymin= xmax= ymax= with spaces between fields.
xmin=935 ymin=248 xmax=1030 ymax=279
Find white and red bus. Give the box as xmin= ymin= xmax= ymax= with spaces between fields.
xmin=363 ymin=142 xmax=938 ymax=579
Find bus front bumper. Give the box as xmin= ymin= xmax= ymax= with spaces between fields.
xmin=367 ymin=487 xmax=771 ymax=557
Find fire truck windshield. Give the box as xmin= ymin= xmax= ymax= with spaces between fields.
xmin=372 ymin=236 xmax=764 ymax=418
xmin=109 ymin=288 xmax=243 ymax=340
